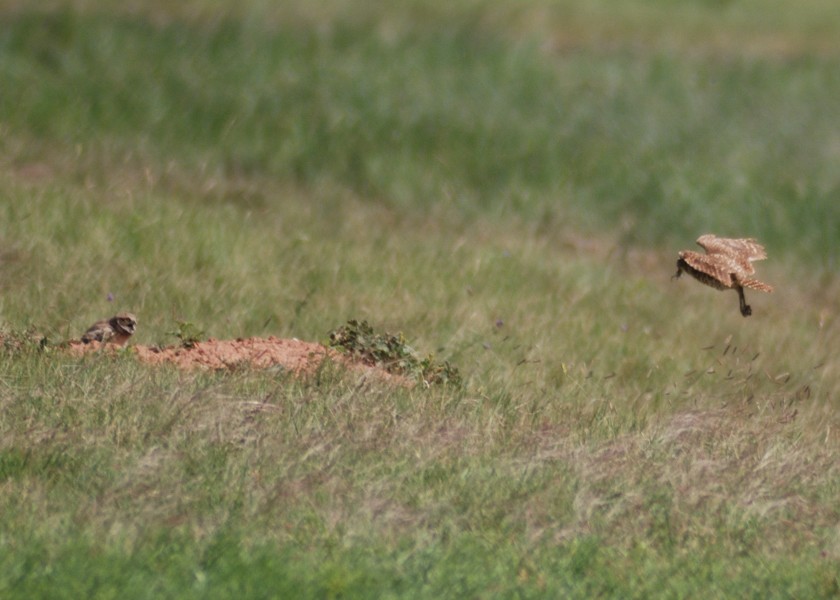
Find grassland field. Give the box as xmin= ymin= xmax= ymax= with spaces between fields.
xmin=1 ymin=0 xmax=840 ymax=597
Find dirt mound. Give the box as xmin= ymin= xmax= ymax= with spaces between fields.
xmin=67 ymin=336 xmax=403 ymax=381
xmin=137 ymin=336 xmax=337 ymax=373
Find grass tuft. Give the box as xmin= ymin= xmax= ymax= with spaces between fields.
xmin=328 ymin=319 xmax=462 ymax=386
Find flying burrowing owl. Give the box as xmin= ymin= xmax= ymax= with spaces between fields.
xmin=673 ymin=235 xmax=773 ymax=317
xmin=81 ymin=312 xmax=138 ymax=345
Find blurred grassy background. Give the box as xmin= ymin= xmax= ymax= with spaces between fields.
xmin=2 ymin=0 xmax=840 ymax=258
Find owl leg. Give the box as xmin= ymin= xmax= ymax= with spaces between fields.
xmin=736 ymin=285 xmax=752 ymax=317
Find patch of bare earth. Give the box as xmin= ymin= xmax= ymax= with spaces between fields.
xmin=66 ymin=336 xmax=409 ymax=383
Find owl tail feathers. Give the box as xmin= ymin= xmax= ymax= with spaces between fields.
xmin=740 ymin=278 xmax=774 ymax=293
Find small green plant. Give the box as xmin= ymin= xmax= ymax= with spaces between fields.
xmin=168 ymin=320 xmax=205 ymax=349
xmin=328 ymin=319 xmax=461 ymax=386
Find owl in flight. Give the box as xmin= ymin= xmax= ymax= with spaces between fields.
xmin=673 ymin=235 xmax=773 ymax=317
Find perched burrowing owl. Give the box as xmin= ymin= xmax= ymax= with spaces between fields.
xmin=674 ymin=234 xmax=773 ymax=317
xmin=81 ymin=312 xmax=138 ymax=345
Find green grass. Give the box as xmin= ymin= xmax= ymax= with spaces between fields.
xmin=1 ymin=0 xmax=840 ymax=597
xmin=3 ymin=1 xmax=840 ymax=255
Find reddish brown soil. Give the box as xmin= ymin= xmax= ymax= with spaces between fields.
xmin=66 ymin=336 xmax=400 ymax=381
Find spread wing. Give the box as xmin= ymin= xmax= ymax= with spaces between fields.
xmin=680 ymin=251 xmax=735 ymax=288
xmin=696 ymin=234 xmax=767 ymax=261
xmin=695 ymin=234 xmax=766 ymax=275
